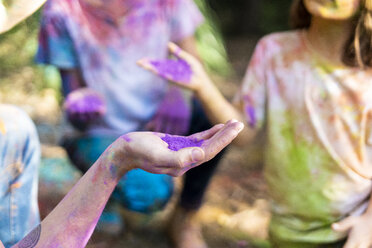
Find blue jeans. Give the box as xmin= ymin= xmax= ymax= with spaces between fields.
xmin=0 ymin=105 xmax=40 ymax=247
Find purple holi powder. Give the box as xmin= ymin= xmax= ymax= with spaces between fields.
xmin=150 ymin=59 xmax=192 ymax=83
xmin=161 ymin=135 xmax=204 ymax=151
xmin=65 ymin=93 xmax=106 ymax=114
xmin=245 ymin=105 xmax=256 ymax=128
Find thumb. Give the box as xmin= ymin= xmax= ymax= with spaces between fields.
xmin=176 ymin=147 xmax=205 ymax=167
xmin=332 ymin=217 xmax=356 ymax=233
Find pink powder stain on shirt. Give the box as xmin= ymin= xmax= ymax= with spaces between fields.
xmin=150 ymin=59 xmax=192 ymax=83
xmin=161 ymin=135 xmax=204 ymax=151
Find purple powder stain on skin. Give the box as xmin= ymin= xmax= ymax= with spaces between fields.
xmin=121 ymin=135 xmax=131 ymax=142
xmin=109 ymin=164 xmax=118 ymax=179
xmin=150 ymin=59 xmax=192 ymax=83
xmin=245 ymin=105 xmax=256 ymax=128
xmin=161 ymin=135 xmax=204 ymax=151
xmin=243 ymin=95 xmax=256 ymax=128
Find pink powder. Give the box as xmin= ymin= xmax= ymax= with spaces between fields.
xmin=150 ymin=59 xmax=192 ymax=83
xmin=161 ymin=135 xmax=204 ymax=151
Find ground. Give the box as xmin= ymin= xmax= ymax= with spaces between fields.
xmin=8 ymin=36 xmax=271 ymax=248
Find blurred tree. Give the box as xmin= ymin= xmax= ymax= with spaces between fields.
xmin=0 ymin=10 xmax=61 ymax=99
xmin=206 ymin=0 xmax=292 ymax=35
xmin=194 ymin=0 xmax=233 ymax=77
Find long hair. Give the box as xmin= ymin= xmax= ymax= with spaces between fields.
xmin=290 ymin=0 xmax=372 ymax=68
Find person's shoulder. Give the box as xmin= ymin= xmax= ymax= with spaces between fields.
xmin=255 ymin=30 xmax=304 ymax=57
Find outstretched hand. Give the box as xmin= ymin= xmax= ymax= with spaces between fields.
xmin=115 ymin=120 xmax=244 ymax=177
xmin=137 ymin=42 xmax=211 ymax=93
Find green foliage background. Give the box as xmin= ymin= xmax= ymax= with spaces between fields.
xmin=0 ymin=11 xmax=61 ymax=98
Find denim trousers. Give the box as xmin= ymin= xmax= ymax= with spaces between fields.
xmin=0 ymin=105 xmax=40 ymax=247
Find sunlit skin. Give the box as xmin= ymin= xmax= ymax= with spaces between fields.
xmin=304 ymin=0 xmax=361 ymax=20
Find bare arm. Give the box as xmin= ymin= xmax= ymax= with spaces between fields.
xmin=0 ymin=0 xmax=46 ymax=34
xmin=10 ymin=121 xmax=243 ymax=247
xmin=176 ymin=36 xmax=257 ymax=145
xmin=176 ymin=35 xmax=200 ymax=60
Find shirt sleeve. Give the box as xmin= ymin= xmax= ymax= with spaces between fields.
xmin=35 ymin=7 xmax=78 ymax=69
xmin=234 ymin=38 xmax=268 ymax=130
xmin=168 ymin=0 xmax=204 ymax=42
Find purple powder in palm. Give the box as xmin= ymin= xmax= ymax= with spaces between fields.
xmin=150 ymin=59 xmax=192 ymax=83
xmin=161 ymin=135 xmax=204 ymax=151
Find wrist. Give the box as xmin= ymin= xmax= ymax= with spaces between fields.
xmin=196 ymin=78 xmax=217 ymax=102
xmin=101 ymin=137 xmax=134 ymax=179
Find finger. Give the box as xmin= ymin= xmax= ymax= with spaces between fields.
xmin=174 ymin=147 xmax=205 ymax=169
xmin=168 ymin=42 xmax=195 ymax=63
xmin=189 ymin=123 xmax=225 ymax=140
xmin=357 ymin=242 xmax=370 ymax=248
xmin=343 ymin=238 xmax=358 ymax=248
xmin=202 ymin=120 xmax=244 ymax=161
xmin=137 ymin=58 xmax=162 ymax=76
xmin=332 ymin=217 xmax=356 ymax=233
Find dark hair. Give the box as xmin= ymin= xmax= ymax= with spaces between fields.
xmin=290 ymin=0 xmax=372 ymax=68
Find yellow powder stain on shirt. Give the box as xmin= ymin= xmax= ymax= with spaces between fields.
xmin=0 ymin=120 xmax=6 ymax=135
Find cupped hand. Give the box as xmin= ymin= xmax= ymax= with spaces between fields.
xmin=117 ymin=120 xmax=244 ymax=177
xmin=146 ymin=86 xmax=191 ymax=135
xmin=332 ymin=212 xmax=372 ymax=248
xmin=137 ymin=42 xmax=211 ymax=93
xmin=64 ymin=88 xmax=106 ymax=131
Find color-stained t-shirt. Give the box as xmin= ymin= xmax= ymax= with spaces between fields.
xmin=36 ymin=0 xmax=203 ymax=136
xmin=237 ymin=30 xmax=372 ymax=243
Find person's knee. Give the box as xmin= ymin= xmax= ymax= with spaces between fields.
xmin=0 ymin=104 xmax=40 ymax=169
xmin=0 ymin=104 xmax=39 ymax=141
xmin=113 ymin=169 xmax=174 ymax=213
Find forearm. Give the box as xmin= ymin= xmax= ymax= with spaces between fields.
xmin=12 ymin=141 xmax=129 ymax=248
xmin=196 ymin=80 xmax=255 ymax=145
xmin=0 ymin=0 xmax=46 ymax=33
